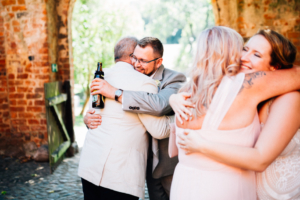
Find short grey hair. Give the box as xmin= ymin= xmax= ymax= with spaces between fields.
xmin=114 ymin=36 xmax=138 ymax=61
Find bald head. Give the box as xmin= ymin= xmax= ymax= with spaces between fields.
xmin=114 ymin=36 xmax=138 ymax=63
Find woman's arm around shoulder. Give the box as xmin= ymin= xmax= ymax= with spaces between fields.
xmin=240 ymin=67 xmax=300 ymax=103
xmin=178 ymin=91 xmax=300 ymax=171
xmin=252 ymin=91 xmax=300 ymax=171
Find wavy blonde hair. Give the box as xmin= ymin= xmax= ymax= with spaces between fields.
xmin=179 ymin=26 xmax=243 ymax=117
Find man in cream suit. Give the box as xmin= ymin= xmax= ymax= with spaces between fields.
xmin=78 ymin=37 xmax=173 ymax=200
xmin=85 ymin=37 xmax=186 ymax=200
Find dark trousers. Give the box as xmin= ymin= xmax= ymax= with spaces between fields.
xmin=146 ymin=156 xmax=170 ymax=200
xmin=81 ymin=178 xmax=139 ymax=200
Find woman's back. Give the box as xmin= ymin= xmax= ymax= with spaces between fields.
xmin=177 ymin=74 xmax=257 ymax=131
xmin=171 ymin=74 xmax=261 ymax=200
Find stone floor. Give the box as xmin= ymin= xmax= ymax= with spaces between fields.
xmin=0 ymin=150 xmax=149 ymax=200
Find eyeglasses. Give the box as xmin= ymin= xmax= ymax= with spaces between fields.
xmin=129 ymin=53 xmax=161 ymax=65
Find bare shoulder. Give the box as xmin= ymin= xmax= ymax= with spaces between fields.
xmin=272 ymin=91 xmax=300 ymax=106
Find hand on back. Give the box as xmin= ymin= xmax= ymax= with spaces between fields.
xmin=169 ymin=92 xmax=195 ymax=124
xmin=84 ymin=109 xmax=102 ymax=129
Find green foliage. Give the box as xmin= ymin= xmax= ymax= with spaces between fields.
xmin=138 ymin=0 xmax=214 ymax=71
xmin=75 ymin=115 xmax=85 ymax=127
xmin=72 ymin=0 xmax=144 ymax=95
xmin=72 ymin=0 xmax=214 ymax=104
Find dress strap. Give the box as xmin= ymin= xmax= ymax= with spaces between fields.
xmin=202 ymin=73 xmax=245 ymax=130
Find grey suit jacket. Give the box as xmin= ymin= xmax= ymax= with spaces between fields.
xmin=122 ymin=65 xmax=186 ymax=178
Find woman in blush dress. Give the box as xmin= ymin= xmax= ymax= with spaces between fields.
xmin=169 ymin=26 xmax=300 ymax=200
xmin=170 ymin=29 xmax=300 ymax=200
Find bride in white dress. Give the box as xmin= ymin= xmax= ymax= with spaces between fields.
xmin=170 ymin=29 xmax=300 ymax=199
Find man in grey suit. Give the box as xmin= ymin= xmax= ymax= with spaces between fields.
xmin=85 ymin=37 xmax=186 ymax=200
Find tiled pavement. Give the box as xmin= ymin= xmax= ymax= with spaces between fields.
xmin=0 ymin=150 xmax=149 ymax=200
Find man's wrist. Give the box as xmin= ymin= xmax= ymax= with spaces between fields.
xmin=114 ymin=89 xmax=123 ymax=102
xmin=118 ymin=93 xmax=123 ymax=103
xmin=111 ymin=88 xmax=118 ymax=99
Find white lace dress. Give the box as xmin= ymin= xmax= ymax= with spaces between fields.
xmin=257 ymin=116 xmax=300 ymax=199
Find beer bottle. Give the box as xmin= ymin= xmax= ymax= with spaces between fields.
xmin=92 ymin=62 xmax=105 ymax=109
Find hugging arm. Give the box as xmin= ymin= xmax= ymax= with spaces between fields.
xmin=240 ymin=67 xmax=300 ymax=102
xmin=135 ymin=79 xmax=175 ymax=139
xmin=122 ymin=73 xmax=186 ymax=116
xmin=178 ymin=91 xmax=300 ymax=171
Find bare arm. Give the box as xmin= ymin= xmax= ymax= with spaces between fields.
xmin=178 ymin=91 xmax=300 ymax=172
xmin=240 ymin=67 xmax=300 ymax=103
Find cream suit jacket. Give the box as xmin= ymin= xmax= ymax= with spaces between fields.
xmin=78 ymin=62 xmax=171 ymax=199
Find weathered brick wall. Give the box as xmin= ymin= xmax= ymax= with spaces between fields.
xmin=0 ymin=0 xmax=75 ymax=155
xmin=212 ymin=0 xmax=300 ymax=65
xmin=0 ymin=12 xmax=9 ymax=137
xmin=0 ymin=0 xmax=50 ymax=148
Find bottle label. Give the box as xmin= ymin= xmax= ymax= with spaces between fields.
xmin=92 ymin=95 xmax=98 ymax=102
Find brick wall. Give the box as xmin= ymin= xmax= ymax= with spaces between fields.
xmin=0 ymin=0 xmax=75 ymax=154
xmin=0 ymin=0 xmax=50 ymax=147
xmin=0 ymin=13 xmax=9 ymax=137
xmin=212 ymin=0 xmax=300 ymax=65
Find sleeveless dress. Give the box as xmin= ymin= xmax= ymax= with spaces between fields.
xmin=256 ymin=101 xmax=300 ymax=200
xmin=170 ymin=73 xmax=261 ymax=200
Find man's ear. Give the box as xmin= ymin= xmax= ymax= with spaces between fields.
xmin=156 ymin=58 xmax=163 ymax=69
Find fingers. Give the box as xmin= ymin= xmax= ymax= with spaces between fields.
xmin=185 ymin=150 xmax=191 ymax=155
xmin=91 ymin=78 xmax=104 ymax=83
xmin=88 ymin=125 xmax=98 ymax=129
xmin=181 ymin=92 xmax=192 ymax=98
xmin=180 ymin=105 xmax=192 ymax=117
xmin=177 ymin=133 xmax=186 ymax=141
xmin=176 ymin=114 xmax=183 ymax=124
xmin=177 ymin=109 xmax=188 ymax=122
xmin=88 ymin=117 xmax=102 ymax=124
xmin=89 ymin=114 xmax=102 ymax=119
xmin=87 ymin=120 xmax=102 ymax=129
xmin=90 ymin=79 xmax=105 ymax=94
xmin=90 ymin=85 xmax=102 ymax=95
xmin=183 ymin=100 xmax=195 ymax=108
xmin=184 ymin=130 xmax=190 ymax=135
xmin=87 ymin=109 xmax=95 ymax=114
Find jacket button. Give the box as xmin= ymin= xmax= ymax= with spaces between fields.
xmin=137 ymin=107 xmax=140 ymax=110
xmin=129 ymin=106 xmax=132 ymax=109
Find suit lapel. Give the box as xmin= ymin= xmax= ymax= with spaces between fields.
xmin=153 ymin=65 xmax=164 ymax=81
xmin=153 ymin=65 xmax=164 ymax=92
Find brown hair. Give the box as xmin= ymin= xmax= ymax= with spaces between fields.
xmin=256 ymin=29 xmax=297 ymax=69
xmin=138 ymin=37 xmax=164 ymax=57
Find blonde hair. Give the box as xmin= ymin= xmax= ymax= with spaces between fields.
xmin=179 ymin=26 xmax=243 ymax=117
